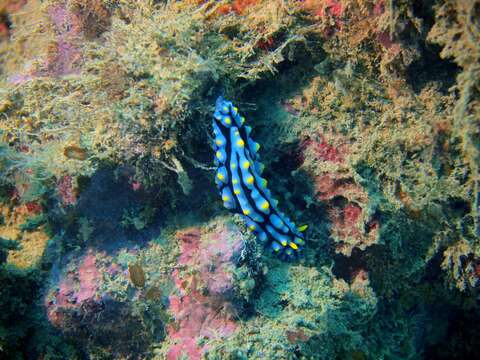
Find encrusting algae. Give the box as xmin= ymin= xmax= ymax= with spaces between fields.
xmin=0 ymin=203 xmax=49 ymax=268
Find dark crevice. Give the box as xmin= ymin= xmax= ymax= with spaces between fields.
xmin=406 ymin=42 xmax=460 ymax=94
xmin=332 ymin=247 xmax=370 ymax=283
xmin=424 ymin=307 xmax=480 ymax=359
xmin=405 ymin=0 xmax=460 ymax=93
xmin=0 ymin=13 xmax=12 ymax=38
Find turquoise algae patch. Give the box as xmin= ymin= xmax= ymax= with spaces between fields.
xmin=212 ymin=97 xmax=306 ymax=260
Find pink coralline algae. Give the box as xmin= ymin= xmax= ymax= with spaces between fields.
xmin=57 ymin=175 xmax=77 ymax=206
xmin=44 ymin=248 xmax=153 ymax=357
xmin=44 ymin=5 xmax=83 ymax=77
xmin=131 ymin=180 xmax=142 ymax=191
xmin=302 ymin=136 xmax=346 ymax=164
xmin=25 ymin=201 xmax=43 ymax=214
xmin=301 ymin=135 xmax=379 ymax=256
xmin=371 ymin=0 xmax=401 ymax=54
xmin=349 ymin=269 xmax=373 ymax=299
xmin=76 ymin=253 xmax=99 ymax=302
xmin=166 ymin=224 xmax=243 ymax=360
xmin=301 ymin=0 xmax=343 ymax=37
xmin=46 ymin=251 xmax=99 ymax=327
xmin=10 ymin=4 xmax=83 ymax=84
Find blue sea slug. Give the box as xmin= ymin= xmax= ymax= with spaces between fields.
xmin=212 ymin=97 xmax=307 ymax=260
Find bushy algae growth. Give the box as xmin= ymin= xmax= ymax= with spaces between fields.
xmin=205 ymin=264 xmax=378 ymax=360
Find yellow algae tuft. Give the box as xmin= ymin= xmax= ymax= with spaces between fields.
xmin=0 ymin=205 xmax=49 ymax=269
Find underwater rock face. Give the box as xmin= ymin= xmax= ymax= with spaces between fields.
xmin=1 ymin=0 xmax=480 ymax=358
xmin=9 ymin=1 xmax=111 ymax=84
xmin=301 ymin=134 xmax=379 ymax=256
xmin=56 ymin=175 xmax=77 ymax=206
xmin=45 ymin=252 xmax=99 ymax=326
xmin=0 ymin=1 xmax=27 ymax=40
xmin=0 ymin=203 xmax=49 ymax=268
xmin=9 ymin=3 xmax=82 ymax=84
xmin=166 ymin=221 xmax=243 ymax=360
xmin=44 ymin=249 xmax=155 ymax=357
xmin=302 ymin=0 xmax=343 ymax=37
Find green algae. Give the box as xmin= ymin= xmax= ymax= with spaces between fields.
xmin=19 ymin=214 xmax=47 ymax=232
xmin=0 ymin=0 xmax=324 ymax=204
xmin=427 ymin=0 xmax=480 ymax=291
xmin=205 ymin=264 xmax=377 ymax=359
xmin=121 ymin=205 xmax=157 ymax=231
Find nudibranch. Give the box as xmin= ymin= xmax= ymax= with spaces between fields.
xmin=212 ymin=97 xmax=307 ymax=260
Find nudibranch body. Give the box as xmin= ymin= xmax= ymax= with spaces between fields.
xmin=212 ymin=97 xmax=306 ymax=260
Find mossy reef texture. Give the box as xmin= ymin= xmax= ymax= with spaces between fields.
xmin=0 ymin=0 xmax=479 ymax=359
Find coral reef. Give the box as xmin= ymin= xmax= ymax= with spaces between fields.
xmin=0 ymin=0 xmax=479 ymax=359
xmin=205 ymin=263 xmax=378 ymax=359
xmin=0 ymin=1 xmax=27 ymax=42
xmin=44 ymin=245 xmax=168 ymax=358
xmin=428 ymin=0 xmax=480 ymax=293
xmin=301 ymin=133 xmax=379 ymax=256
xmin=0 ymin=203 xmax=49 ymax=268
xmin=162 ymin=220 xmax=244 ymax=359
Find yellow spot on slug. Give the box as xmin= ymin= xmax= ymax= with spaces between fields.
xmin=241 ymin=117 xmax=245 ymax=125
xmin=232 ymin=179 xmax=238 ymax=185
xmin=243 ymin=209 xmax=250 ymax=215
xmin=249 ymin=225 xmax=256 ymax=231
xmin=298 ymin=224 xmax=308 ymax=232
xmin=237 ymin=139 xmax=245 ymax=147
xmin=217 ymin=173 xmax=224 ymax=181
xmin=234 ymin=189 xmax=241 ymax=195
xmin=223 ymin=106 xmax=229 ymax=113
xmin=233 ymin=107 xmax=238 ymax=113
xmin=242 ymin=161 xmax=250 ymax=169
xmin=222 ymin=195 xmax=229 ymax=201
xmin=255 ymin=142 xmax=260 ymax=151
xmin=216 ymin=151 xmax=222 ymax=159
xmin=216 ymin=139 xmax=223 ymax=146
xmin=247 ymin=176 xmax=254 ymax=184
xmin=281 ymin=240 xmax=287 ymax=247
xmin=261 ymin=201 xmax=269 ymax=210
xmin=224 ymin=117 xmax=231 ymax=125
xmin=289 ymin=242 xmax=298 ymax=250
